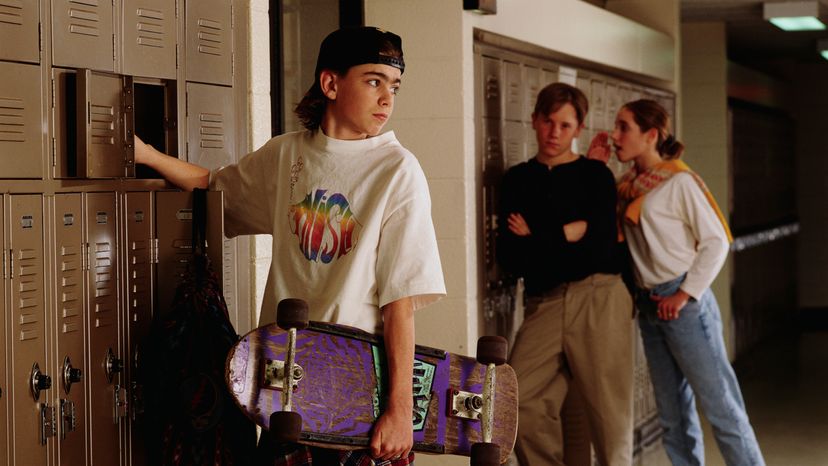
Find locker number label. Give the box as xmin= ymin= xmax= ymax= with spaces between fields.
xmin=96 ymin=212 xmax=108 ymax=224
xmin=21 ymin=215 xmax=33 ymax=229
xmin=63 ymin=214 xmax=74 ymax=226
xmin=134 ymin=210 xmax=144 ymax=222
xmin=176 ymin=209 xmax=193 ymax=221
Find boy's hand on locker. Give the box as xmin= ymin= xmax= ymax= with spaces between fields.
xmin=133 ymin=135 xmax=154 ymax=165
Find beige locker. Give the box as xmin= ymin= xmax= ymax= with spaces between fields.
xmin=503 ymin=60 xmax=522 ymax=122
xmin=0 ymin=196 xmax=7 ymax=466
xmin=186 ymin=82 xmax=234 ymax=169
xmin=0 ymin=0 xmax=40 ymax=63
xmin=481 ymin=56 xmax=501 ymax=120
xmin=154 ymin=191 xmax=223 ymax=316
xmin=77 ymin=69 xmax=135 ymax=178
xmin=52 ymin=0 xmax=115 ymax=72
xmin=0 ymin=61 xmax=44 ymax=179
xmin=8 ymin=195 xmax=50 ymax=466
xmin=53 ymin=193 xmax=87 ymax=466
xmin=121 ymin=0 xmax=177 ymax=79
xmin=123 ymin=191 xmax=153 ymax=466
xmin=185 ymin=0 xmax=233 ymax=86
xmin=83 ymin=192 xmax=123 ymax=466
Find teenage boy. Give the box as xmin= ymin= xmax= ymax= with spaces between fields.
xmin=135 ymin=26 xmax=446 ymax=466
xmin=496 ymin=82 xmax=634 ymax=466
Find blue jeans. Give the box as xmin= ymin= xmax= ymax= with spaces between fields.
xmin=637 ymin=275 xmax=765 ymax=466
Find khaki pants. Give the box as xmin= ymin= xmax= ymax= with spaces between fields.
xmin=510 ymin=273 xmax=634 ymax=466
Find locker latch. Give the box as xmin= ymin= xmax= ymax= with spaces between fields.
xmin=30 ymin=362 xmax=52 ymax=401
xmin=113 ymin=384 xmax=129 ymax=424
xmin=130 ymin=381 xmax=145 ymax=421
xmin=60 ymin=399 xmax=78 ymax=439
xmin=40 ymin=403 xmax=56 ymax=445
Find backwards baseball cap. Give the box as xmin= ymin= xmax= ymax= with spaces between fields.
xmin=314 ymin=26 xmax=405 ymax=80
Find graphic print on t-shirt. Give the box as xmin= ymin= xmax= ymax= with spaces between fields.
xmin=288 ymin=188 xmax=362 ymax=263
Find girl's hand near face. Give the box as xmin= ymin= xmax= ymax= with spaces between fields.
xmin=586 ymin=132 xmax=612 ymax=164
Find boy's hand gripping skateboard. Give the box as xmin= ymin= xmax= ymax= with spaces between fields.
xmin=226 ymin=299 xmax=518 ymax=465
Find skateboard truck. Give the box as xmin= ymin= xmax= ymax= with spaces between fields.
xmin=470 ymin=335 xmax=508 ymax=466
xmin=268 ymin=298 xmax=309 ymax=443
xmin=263 ymin=359 xmax=305 ymax=390
xmin=449 ymin=389 xmax=484 ymax=420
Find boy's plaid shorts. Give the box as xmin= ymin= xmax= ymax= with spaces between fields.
xmin=271 ymin=445 xmax=415 ymax=466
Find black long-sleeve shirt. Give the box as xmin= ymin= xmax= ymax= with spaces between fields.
xmin=496 ymin=156 xmax=622 ymax=296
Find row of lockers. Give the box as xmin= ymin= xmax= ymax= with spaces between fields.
xmin=478 ymin=53 xmax=675 ymax=135
xmin=0 ymin=60 xmax=235 ymax=180
xmin=0 ymin=0 xmax=233 ymax=85
xmin=0 ymin=191 xmax=224 ymax=466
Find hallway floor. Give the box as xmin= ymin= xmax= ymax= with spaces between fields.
xmin=641 ymin=328 xmax=828 ymax=466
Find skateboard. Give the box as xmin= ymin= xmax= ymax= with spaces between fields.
xmin=226 ymin=299 xmax=518 ymax=464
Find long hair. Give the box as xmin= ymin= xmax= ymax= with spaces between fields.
xmin=622 ymin=99 xmax=684 ymax=160
xmin=294 ymin=38 xmax=404 ymax=131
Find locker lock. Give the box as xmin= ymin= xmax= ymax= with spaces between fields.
xmin=62 ymin=356 xmax=83 ymax=394
xmin=105 ymin=348 xmax=124 ymax=383
xmin=30 ymin=363 xmax=52 ymax=401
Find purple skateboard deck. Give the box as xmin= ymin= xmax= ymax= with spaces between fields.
xmin=226 ymin=321 xmax=518 ymax=462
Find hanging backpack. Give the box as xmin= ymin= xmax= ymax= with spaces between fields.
xmin=141 ymin=188 xmax=256 ymax=466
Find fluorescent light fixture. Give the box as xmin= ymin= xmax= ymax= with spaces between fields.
xmin=819 ymin=38 xmax=828 ymax=60
xmin=764 ymin=1 xmax=827 ymax=31
xmin=464 ymin=0 xmax=497 ymax=14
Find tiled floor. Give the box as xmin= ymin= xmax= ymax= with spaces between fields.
xmin=641 ymin=329 xmax=828 ymax=466
xmin=503 ymin=328 xmax=828 ymax=466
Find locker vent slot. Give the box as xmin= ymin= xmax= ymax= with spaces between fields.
xmin=0 ymin=97 xmax=25 ymax=142
xmin=199 ymin=112 xmax=223 ymax=149
xmin=0 ymin=1 xmax=24 ymax=26
xmin=136 ymin=8 xmax=166 ymax=48
xmin=196 ymin=18 xmax=223 ymax=56
xmin=90 ymin=104 xmax=115 ymax=145
xmin=67 ymin=0 xmax=102 ymax=37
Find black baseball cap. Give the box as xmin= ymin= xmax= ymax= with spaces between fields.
xmin=314 ymin=26 xmax=405 ymax=79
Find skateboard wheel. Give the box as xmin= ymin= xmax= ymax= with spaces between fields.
xmin=476 ymin=336 xmax=508 ymax=366
xmin=470 ymin=442 xmax=501 ymax=466
xmin=277 ymin=299 xmax=309 ymax=330
xmin=269 ymin=411 xmax=302 ymax=443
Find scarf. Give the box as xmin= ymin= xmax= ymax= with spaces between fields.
xmin=616 ymin=159 xmax=733 ymax=243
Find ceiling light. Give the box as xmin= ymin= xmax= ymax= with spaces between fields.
xmin=464 ymin=0 xmax=497 ymax=15
xmin=819 ymin=38 xmax=828 ymax=60
xmin=764 ymin=1 xmax=827 ymax=31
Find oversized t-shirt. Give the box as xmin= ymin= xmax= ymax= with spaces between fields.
xmin=210 ymin=129 xmax=446 ymax=333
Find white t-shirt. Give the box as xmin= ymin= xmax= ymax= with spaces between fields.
xmin=623 ymin=172 xmax=729 ymax=299
xmin=210 ymin=129 xmax=446 ymax=333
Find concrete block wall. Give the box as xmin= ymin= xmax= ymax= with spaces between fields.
xmin=680 ymin=22 xmax=735 ymax=358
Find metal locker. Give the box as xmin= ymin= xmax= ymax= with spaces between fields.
xmin=121 ymin=0 xmax=177 ymax=79
xmin=481 ymin=56 xmax=501 ymax=120
xmin=154 ymin=191 xmax=223 ymax=316
xmin=0 ymin=61 xmax=43 ymax=179
xmin=123 ymin=191 xmax=153 ymax=466
xmin=52 ymin=0 xmax=115 ymax=72
xmin=83 ymin=192 xmax=123 ymax=466
xmin=0 ymin=196 xmax=7 ymax=466
xmin=503 ymin=60 xmax=522 ymax=122
xmin=522 ymin=65 xmax=540 ymax=123
xmin=77 ymin=69 xmax=135 ymax=178
xmin=0 ymin=0 xmax=40 ymax=63
xmin=186 ymin=82 xmax=234 ymax=169
xmin=53 ymin=193 xmax=87 ymax=466
xmin=185 ymin=0 xmax=233 ymax=86
xmin=8 ymin=195 xmax=50 ymax=466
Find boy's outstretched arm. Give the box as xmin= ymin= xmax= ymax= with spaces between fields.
xmin=371 ymin=297 xmax=415 ymax=461
xmin=134 ymin=135 xmax=210 ymax=191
